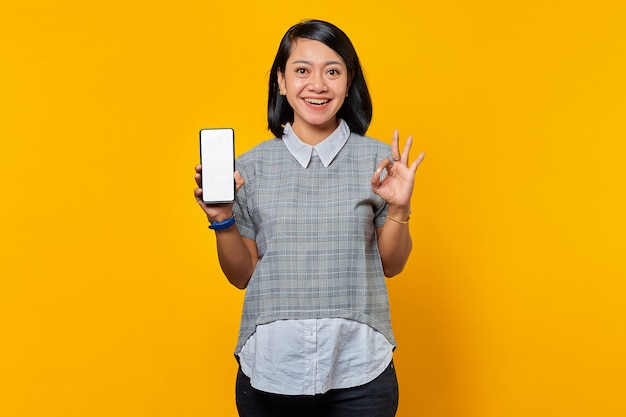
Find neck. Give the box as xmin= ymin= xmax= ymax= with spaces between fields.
xmin=291 ymin=120 xmax=339 ymax=145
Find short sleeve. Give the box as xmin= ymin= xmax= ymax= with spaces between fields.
xmin=233 ymin=158 xmax=256 ymax=241
xmin=373 ymin=148 xmax=392 ymax=228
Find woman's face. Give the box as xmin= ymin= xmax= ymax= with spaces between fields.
xmin=278 ymin=38 xmax=349 ymax=142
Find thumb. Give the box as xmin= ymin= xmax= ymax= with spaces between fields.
xmin=234 ymin=170 xmax=245 ymax=191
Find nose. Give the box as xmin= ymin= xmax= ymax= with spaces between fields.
xmin=309 ymin=71 xmax=327 ymax=92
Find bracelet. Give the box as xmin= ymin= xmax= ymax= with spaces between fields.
xmin=387 ymin=214 xmax=410 ymax=224
xmin=208 ymin=215 xmax=235 ymax=231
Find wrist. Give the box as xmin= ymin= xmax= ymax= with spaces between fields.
xmin=208 ymin=212 xmax=234 ymax=223
xmin=208 ymin=214 xmax=236 ymax=231
xmin=387 ymin=205 xmax=411 ymax=221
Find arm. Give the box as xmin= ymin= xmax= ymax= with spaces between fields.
xmin=371 ymin=131 xmax=425 ymax=277
xmin=194 ymin=166 xmax=258 ymax=289
xmin=376 ymin=207 xmax=412 ymax=277
xmin=214 ymin=229 xmax=258 ymax=289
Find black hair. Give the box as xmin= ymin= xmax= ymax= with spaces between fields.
xmin=267 ymin=19 xmax=372 ymax=138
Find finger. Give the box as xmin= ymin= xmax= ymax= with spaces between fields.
xmin=375 ymin=158 xmax=393 ymax=175
xmin=401 ymin=135 xmax=413 ymax=163
xmin=372 ymin=158 xmax=392 ymax=187
xmin=391 ymin=130 xmax=401 ymax=162
xmin=370 ymin=169 xmax=381 ymax=188
xmin=234 ymin=170 xmax=245 ymax=192
xmin=194 ymin=187 xmax=204 ymax=204
xmin=195 ymin=165 xmax=203 ymax=187
xmin=409 ymin=152 xmax=426 ymax=174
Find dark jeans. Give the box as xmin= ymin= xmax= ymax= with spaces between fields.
xmin=236 ymin=361 xmax=399 ymax=417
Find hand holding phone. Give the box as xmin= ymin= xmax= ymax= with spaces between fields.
xmin=199 ymin=128 xmax=235 ymax=203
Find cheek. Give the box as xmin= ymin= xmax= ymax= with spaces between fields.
xmin=294 ymin=77 xmax=309 ymax=89
xmin=336 ymin=81 xmax=349 ymax=100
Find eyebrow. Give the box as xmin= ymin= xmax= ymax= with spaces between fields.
xmin=291 ymin=60 xmax=345 ymax=66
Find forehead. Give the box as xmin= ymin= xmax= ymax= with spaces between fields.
xmin=287 ymin=38 xmax=345 ymax=65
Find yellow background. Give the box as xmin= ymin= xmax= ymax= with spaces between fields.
xmin=1 ymin=1 xmax=625 ymax=416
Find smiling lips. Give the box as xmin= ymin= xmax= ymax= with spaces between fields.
xmin=304 ymin=98 xmax=330 ymax=105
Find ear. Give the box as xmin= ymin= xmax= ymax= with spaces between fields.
xmin=277 ymin=70 xmax=286 ymax=95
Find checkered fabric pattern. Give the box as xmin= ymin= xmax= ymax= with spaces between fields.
xmin=233 ymin=134 xmax=395 ymax=355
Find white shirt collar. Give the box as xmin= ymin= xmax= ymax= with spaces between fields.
xmin=282 ymin=120 xmax=351 ymax=168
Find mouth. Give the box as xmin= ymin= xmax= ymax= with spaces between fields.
xmin=304 ymin=98 xmax=330 ymax=106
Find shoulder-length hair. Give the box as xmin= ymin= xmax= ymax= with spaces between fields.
xmin=267 ymin=19 xmax=372 ymax=138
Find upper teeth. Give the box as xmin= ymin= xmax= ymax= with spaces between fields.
xmin=305 ymin=98 xmax=328 ymax=105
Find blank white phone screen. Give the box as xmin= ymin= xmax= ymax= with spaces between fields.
xmin=200 ymin=128 xmax=235 ymax=203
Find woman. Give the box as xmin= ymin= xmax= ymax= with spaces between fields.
xmin=194 ymin=19 xmax=424 ymax=417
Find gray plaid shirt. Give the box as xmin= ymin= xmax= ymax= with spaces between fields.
xmin=233 ymin=123 xmax=395 ymax=356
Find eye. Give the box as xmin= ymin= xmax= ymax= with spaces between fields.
xmin=326 ymin=68 xmax=341 ymax=78
xmin=295 ymin=67 xmax=309 ymax=76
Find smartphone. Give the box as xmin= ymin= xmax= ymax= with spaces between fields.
xmin=199 ymin=128 xmax=235 ymax=203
